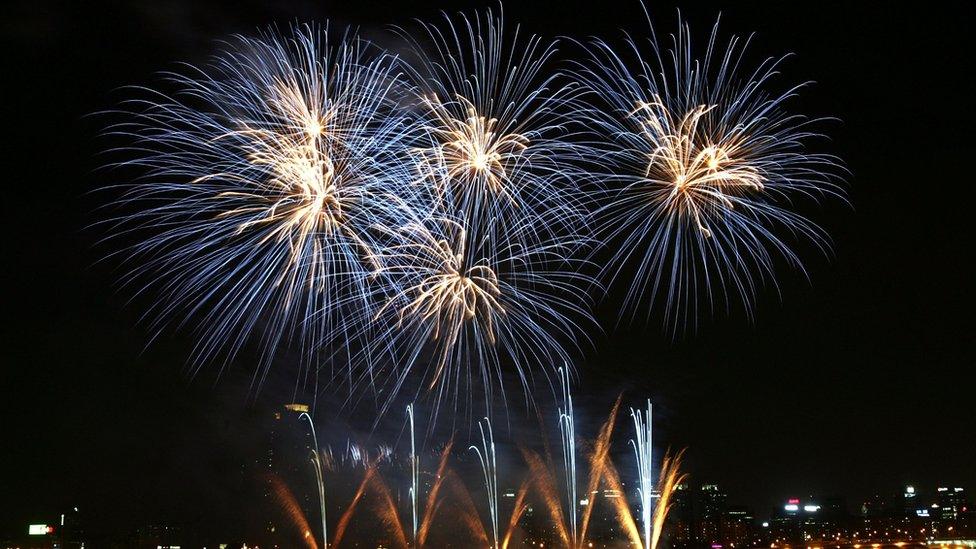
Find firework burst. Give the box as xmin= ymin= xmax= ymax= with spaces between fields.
xmin=396 ymin=8 xmax=591 ymax=244
xmin=575 ymin=12 xmax=845 ymax=331
xmin=328 ymin=9 xmax=596 ymax=421
xmin=101 ymin=24 xmax=421 ymax=384
xmin=356 ymin=210 xmax=593 ymax=421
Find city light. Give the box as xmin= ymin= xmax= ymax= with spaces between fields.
xmin=28 ymin=524 xmax=53 ymax=536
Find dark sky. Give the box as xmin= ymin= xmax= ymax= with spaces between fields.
xmin=2 ymin=0 xmax=974 ymax=542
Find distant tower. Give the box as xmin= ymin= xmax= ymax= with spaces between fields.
xmin=903 ymin=485 xmax=918 ymax=514
xmin=261 ymin=403 xmax=314 ymax=546
xmin=668 ymin=483 xmax=694 ymax=547
xmin=700 ymin=484 xmax=727 ymax=545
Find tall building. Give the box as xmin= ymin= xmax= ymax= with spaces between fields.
xmin=700 ymin=484 xmax=727 ymax=545
xmin=253 ymin=403 xmax=317 ymax=547
xmin=904 ymin=485 xmax=919 ymax=514
xmin=936 ymin=487 xmax=968 ymax=520
xmin=722 ymin=506 xmax=754 ymax=548
xmin=668 ymin=483 xmax=695 ymax=547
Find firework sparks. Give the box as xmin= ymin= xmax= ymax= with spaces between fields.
xmin=387 ymin=220 xmax=505 ymax=369
xmin=375 ymin=11 xmax=596 ymax=419
xmin=651 ymin=449 xmax=689 ymax=549
xmin=471 ymin=417 xmax=500 ymax=549
xmin=101 ymin=24 xmax=421 ymax=382
xmin=269 ymin=476 xmax=318 ymax=549
xmin=576 ymin=13 xmax=844 ymax=331
xmin=631 ymin=400 xmax=654 ymax=549
xmin=628 ymin=99 xmax=765 ymax=239
xmin=357 ymin=213 xmax=592 ymax=421
xmin=397 ymin=8 xmax=591 ymax=245
xmin=416 ymin=94 xmax=529 ymax=205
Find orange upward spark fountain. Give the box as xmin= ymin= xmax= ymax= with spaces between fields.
xmin=651 ymin=449 xmax=689 ymax=549
xmin=331 ymin=464 xmax=377 ymax=548
xmin=501 ymin=478 xmax=531 ymax=549
xmin=269 ymin=475 xmax=318 ymax=549
xmin=520 ymin=448 xmax=571 ymax=547
xmin=369 ymin=471 xmax=410 ymax=549
xmin=601 ymin=456 xmax=644 ymax=546
xmin=578 ymin=395 xmax=622 ymax=544
xmin=444 ymin=469 xmax=491 ymax=547
xmin=331 ymin=461 xmax=409 ymax=548
xmin=418 ymin=440 xmax=456 ymax=547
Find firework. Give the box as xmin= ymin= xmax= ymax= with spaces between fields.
xmin=299 ymin=412 xmax=328 ymax=548
xmin=558 ymin=366 xmax=579 ymax=546
xmin=396 ymin=8 xmax=591 ymax=245
xmin=353 ymin=211 xmax=592 ymax=421
xmin=631 ymin=400 xmax=654 ymax=549
xmin=102 ymin=24 xmax=422 ymax=381
xmin=407 ymin=403 xmax=419 ymax=544
xmin=575 ymin=12 xmax=844 ymax=331
xmin=651 ymin=449 xmax=689 ymax=549
xmin=331 ymin=9 xmax=597 ymax=421
xmin=470 ymin=417 xmax=500 ymax=549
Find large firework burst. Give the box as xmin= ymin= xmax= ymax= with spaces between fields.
xmin=102 ymin=25 xmax=421 ymax=383
xmin=575 ymin=13 xmax=844 ymax=331
xmin=333 ymin=9 xmax=597 ymax=419
xmin=396 ymin=8 xmax=591 ymax=245
xmin=359 ymin=211 xmax=593 ymax=421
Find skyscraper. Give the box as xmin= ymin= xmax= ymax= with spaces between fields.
xmin=700 ymin=484 xmax=727 ymax=545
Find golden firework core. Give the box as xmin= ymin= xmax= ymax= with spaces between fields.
xmin=203 ymin=80 xmax=382 ymax=296
xmin=420 ymin=95 xmax=529 ymax=201
xmin=631 ymin=97 xmax=764 ymax=237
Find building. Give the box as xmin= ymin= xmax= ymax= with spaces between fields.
xmin=700 ymin=484 xmax=728 ymax=545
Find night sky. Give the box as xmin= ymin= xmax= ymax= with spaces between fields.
xmin=2 ymin=0 xmax=973 ymax=542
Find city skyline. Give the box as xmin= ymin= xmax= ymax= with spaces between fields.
xmin=2 ymin=0 xmax=974 ymax=547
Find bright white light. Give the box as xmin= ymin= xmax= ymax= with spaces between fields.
xmin=785 ymin=504 xmax=799 ymax=512
xmin=804 ymin=505 xmax=821 ymax=513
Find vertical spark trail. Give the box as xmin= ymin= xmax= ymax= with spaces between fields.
xmin=407 ymin=403 xmax=419 ymax=545
xmin=501 ymin=478 xmax=531 ymax=549
xmin=631 ymin=400 xmax=654 ymax=549
xmin=558 ymin=366 xmax=579 ymax=546
xmin=470 ymin=417 xmax=500 ymax=548
xmin=299 ymin=412 xmax=328 ymax=548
